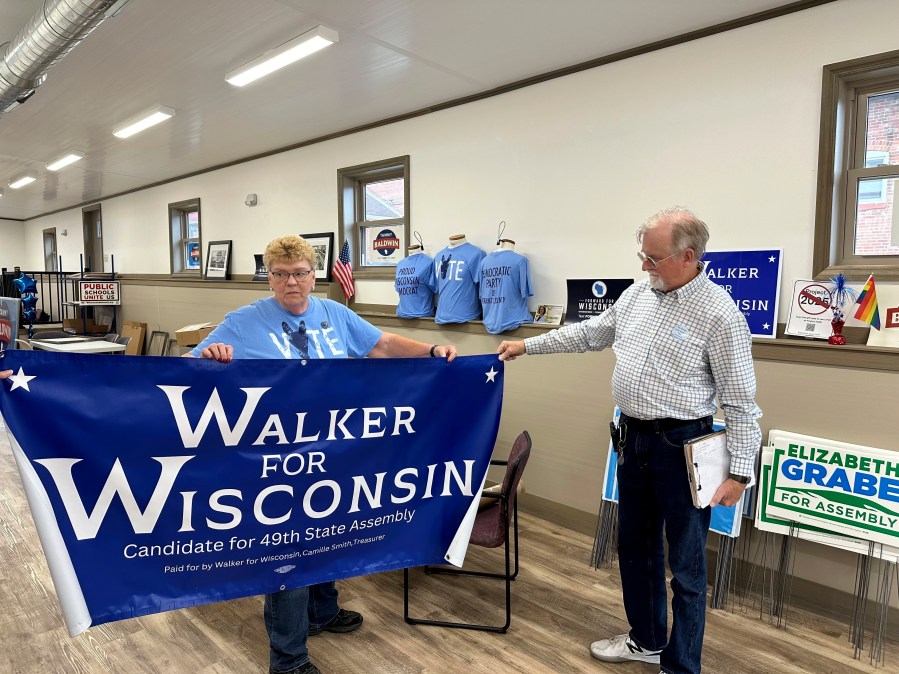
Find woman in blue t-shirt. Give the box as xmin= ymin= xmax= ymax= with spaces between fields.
xmin=187 ymin=234 xmax=457 ymax=674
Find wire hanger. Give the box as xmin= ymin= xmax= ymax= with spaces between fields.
xmin=496 ymin=220 xmax=506 ymax=246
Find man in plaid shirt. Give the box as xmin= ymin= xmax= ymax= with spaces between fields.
xmin=498 ymin=207 xmax=761 ymax=674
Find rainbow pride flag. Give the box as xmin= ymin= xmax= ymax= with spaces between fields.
xmin=854 ymin=274 xmax=881 ymax=330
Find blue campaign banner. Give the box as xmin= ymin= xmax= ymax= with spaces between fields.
xmin=601 ymin=408 xmax=621 ymax=502
xmin=701 ymin=249 xmax=782 ymax=338
xmin=0 ymin=351 xmax=503 ymax=635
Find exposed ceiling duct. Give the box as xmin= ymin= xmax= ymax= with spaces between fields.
xmin=0 ymin=0 xmax=129 ymax=114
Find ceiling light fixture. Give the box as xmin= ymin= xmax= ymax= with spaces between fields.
xmin=225 ymin=25 xmax=339 ymax=87
xmin=46 ymin=152 xmax=84 ymax=171
xmin=9 ymin=175 xmax=36 ymax=189
xmin=113 ymin=105 xmax=175 ymax=139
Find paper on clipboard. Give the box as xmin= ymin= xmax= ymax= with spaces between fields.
xmin=684 ymin=430 xmax=729 ymax=509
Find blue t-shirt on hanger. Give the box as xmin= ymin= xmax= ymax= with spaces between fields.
xmin=395 ymin=251 xmax=437 ymax=318
xmin=478 ymin=249 xmax=534 ymax=334
xmin=434 ymin=242 xmax=486 ymax=324
xmin=190 ymin=296 xmax=382 ymax=360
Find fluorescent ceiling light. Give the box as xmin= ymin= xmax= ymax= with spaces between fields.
xmin=9 ymin=175 xmax=36 ymax=189
xmin=46 ymin=152 xmax=84 ymax=171
xmin=113 ymin=105 xmax=175 ymax=139
xmin=225 ymin=25 xmax=338 ymax=87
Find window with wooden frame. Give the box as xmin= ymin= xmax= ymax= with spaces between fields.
xmin=169 ymin=198 xmax=202 ymax=276
xmin=337 ymin=156 xmax=409 ymax=280
xmin=814 ymin=50 xmax=899 ymax=281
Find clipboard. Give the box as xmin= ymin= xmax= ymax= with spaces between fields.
xmin=684 ymin=430 xmax=728 ymax=509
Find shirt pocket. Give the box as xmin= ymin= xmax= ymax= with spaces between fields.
xmin=650 ymin=332 xmax=706 ymax=385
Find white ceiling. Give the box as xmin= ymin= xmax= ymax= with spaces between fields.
xmin=0 ymin=0 xmax=812 ymax=221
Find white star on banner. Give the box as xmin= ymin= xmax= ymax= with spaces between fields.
xmin=485 ymin=367 xmax=498 ymax=383
xmin=8 ymin=367 xmax=36 ymax=392
xmin=763 ymin=323 xmax=770 ymax=330
xmin=769 ymin=256 xmax=776 ymax=263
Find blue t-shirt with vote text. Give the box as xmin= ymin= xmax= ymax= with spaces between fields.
xmin=434 ymin=242 xmax=486 ymax=324
xmin=190 ymin=296 xmax=382 ymax=359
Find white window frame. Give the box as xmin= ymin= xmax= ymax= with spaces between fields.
xmin=337 ymin=156 xmax=410 ymax=281
xmin=169 ymin=198 xmax=202 ymax=276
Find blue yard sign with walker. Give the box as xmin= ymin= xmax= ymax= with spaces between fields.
xmin=701 ymin=249 xmax=782 ymax=338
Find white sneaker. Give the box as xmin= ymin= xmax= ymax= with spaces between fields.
xmin=589 ymin=633 xmax=662 ymax=664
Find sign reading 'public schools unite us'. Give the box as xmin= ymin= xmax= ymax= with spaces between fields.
xmin=78 ymin=280 xmax=121 ymax=305
xmin=0 ymin=351 xmax=503 ymax=636
xmin=766 ymin=431 xmax=899 ymax=547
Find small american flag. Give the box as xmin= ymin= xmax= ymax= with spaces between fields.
xmin=332 ymin=239 xmax=355 ymax=300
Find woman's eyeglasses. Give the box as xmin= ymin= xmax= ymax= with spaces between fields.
xmin=270 ymin=269 xmax=314 ymax=281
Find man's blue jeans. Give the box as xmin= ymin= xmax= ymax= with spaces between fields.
xmin=616 ymin=417 xmax=712 ymax=674
xmin=264 ymin=582 xmax=339 ymax=673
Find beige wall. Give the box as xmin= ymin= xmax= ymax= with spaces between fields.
xmin=18 ymin=0 xmax=899 ymax=302
xmin=0 ymin=219 xmax=25 ymax=269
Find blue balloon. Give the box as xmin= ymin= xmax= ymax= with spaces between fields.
xmin=13 ymin=273 xmax=39 ymax=338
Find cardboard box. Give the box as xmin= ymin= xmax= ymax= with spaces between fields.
xmin=63 ymin=317 xmax=111 ymax=334
xmin=176 ymin=322 xmax=217 ymax=347
xmin=121 ymin=320 xmax=147 ymax=355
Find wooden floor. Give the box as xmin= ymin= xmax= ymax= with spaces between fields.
xmin=0 ymin=424 xmax=896 ymax=674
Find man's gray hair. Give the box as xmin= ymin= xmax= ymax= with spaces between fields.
xmin=636 ymin=206 xmax=709 ymax=260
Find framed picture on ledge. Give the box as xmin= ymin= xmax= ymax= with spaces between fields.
xmin=252 ymin=253 xmax=268 ymax=281
xmin=533 ymin=304 xmax=564 ymax=325
xmin=205 ymin=240 xmax=232 ymax=280
xmin=301 ymin=232 xmax=334 ymax=282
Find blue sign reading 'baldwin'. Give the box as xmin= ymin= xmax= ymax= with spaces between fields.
xmin=374 ymin=228 xmax=400 ymax=256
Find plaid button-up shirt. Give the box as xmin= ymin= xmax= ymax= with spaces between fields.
xmin=524 ymin=268 xmax=761 ymax=476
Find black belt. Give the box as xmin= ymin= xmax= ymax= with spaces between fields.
xmin=619 ymin=414 xmax=711 ymax=433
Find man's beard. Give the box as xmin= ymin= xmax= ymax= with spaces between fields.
xmin=648 ymin=274 xmax=668 ymax=291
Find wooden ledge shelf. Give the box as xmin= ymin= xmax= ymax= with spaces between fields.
xmin=365 ymin=311 xmax=899 ymax=371
xmin=752 ymin=337 xmax=899 ymax=372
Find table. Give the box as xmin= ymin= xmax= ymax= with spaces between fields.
xmin=29 ymin=338 xmax=127 ymax=354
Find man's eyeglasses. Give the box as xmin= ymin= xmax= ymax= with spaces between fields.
xmin=636 ymin=250 xmax=681 ymax=268
xmin=270 ymin=269 xmax=315 ymax=281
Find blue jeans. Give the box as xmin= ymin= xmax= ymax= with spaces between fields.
xmin=616 ymin=417 xmax=712 ymax=674
xmin=264 ymin=582 xmax=339 ymax=673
